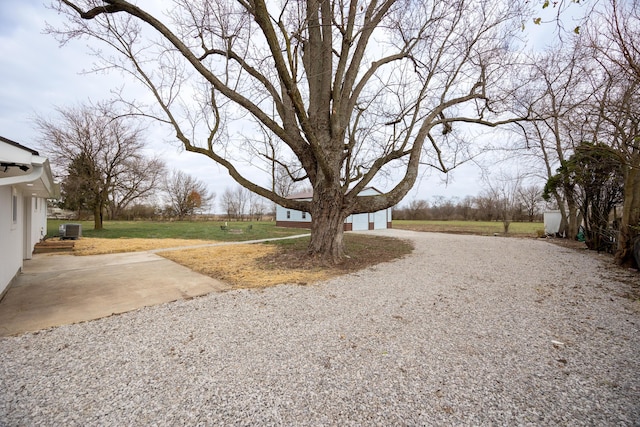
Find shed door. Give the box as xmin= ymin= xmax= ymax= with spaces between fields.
xmin=373 ymin=209 xmax=387 ymax=229
xmin=351 ymin=213 xmax=369 ymax=231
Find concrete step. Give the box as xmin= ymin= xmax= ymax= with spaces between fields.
xmin=34 ymin=240 xmax=75 ymax=254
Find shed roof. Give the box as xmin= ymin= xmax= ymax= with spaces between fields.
xmin=286 ymin=190 xmax=314 ymax=200
xmin=286 ymin=187 xmax=383 ymax=200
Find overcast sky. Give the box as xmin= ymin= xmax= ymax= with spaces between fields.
xmin=0 ymin=1 xmax=579 ymax=210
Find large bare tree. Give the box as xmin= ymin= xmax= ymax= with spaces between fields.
xmin=52 ymin=0 xmax=530 ymax=262
xmin=518 ymin=45 xmax=594 ymax=239
xmin=584 ymin=0 xmax=640 ymax=266
xmin=36 ymin=102 xmax=161 ymax=229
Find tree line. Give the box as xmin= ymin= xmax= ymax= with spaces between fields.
xmin=394 ymin=185 xmax=544 ymax=225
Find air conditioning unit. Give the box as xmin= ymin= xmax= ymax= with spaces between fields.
xmin=59 ymin=223 xmax=82 ymax=240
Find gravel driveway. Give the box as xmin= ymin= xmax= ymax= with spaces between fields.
xmin=1 ymin=230 xmax=639 ymax=426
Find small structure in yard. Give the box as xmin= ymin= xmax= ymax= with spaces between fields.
xmin=275 ymin=187 xmax=392 ymax=231
xmin=58 ymin=223 xmax=82 ymax=240
xmin=220 ymin=224 xmax=252 ymax=234
xmin=544 ymin=210 xmax=563 ymax=236
xmin=0 ymin=136 xmax=59 ymax=297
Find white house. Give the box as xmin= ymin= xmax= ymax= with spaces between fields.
xmin=275 ymin=187 xmax=392 ymax=231
xmin=0 ymin=136 xmax=58 ymax=298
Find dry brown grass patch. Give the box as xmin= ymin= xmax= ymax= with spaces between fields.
xmin=73 ymin=238 xmax=216 ymax=255
xmin=161 ymin=244 xmax=330 ymax=288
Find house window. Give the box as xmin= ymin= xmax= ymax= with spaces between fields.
xmin=286 ymin=210 xmax=291 ymax=219
xmin=12 ymin=189 xmax=18 ymax=225
xmin=302 ymin=211 xmax=306 ymax=219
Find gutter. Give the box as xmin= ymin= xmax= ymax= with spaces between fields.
xmin=0 ymin=160 xmax=59 ymax=199
xmin=0 ymin=163 xmax=44 ymax=187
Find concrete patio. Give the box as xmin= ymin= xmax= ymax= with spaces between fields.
xmin=0 ymin=251 xmax=230 ymax=336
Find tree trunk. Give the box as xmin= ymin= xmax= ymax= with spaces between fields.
xmin=551 ymin=189 xmax=571 ymax=238
xmin=308 ymin=187 xmax=347 ymax=264
xmin=557 ymin=204 xmax=568 ymax=235
xmin=615 ymin=165 xmax=640 ymax=267
xmin=566 ymin=201 xmax=579 ymax=240
xmin=94 ymin=188 xmax=108 ymax=230
xmin=93 ymin=203 xmax=103 ymax=230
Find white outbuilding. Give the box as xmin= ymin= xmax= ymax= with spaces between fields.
xmin=543 ymin=210 xmax=564 ymax=235
xmin=275 ymin=187 xmax=392 ymax=231
xmin=0 ymin=136 xmax=58 ymax=297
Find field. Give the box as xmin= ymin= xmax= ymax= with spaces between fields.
xmin=47 ymin=219 xmax=305 ymax=242
xmin=393 ymin=220 xmax=544 ymax=237
xmin=49 ymin=219 xmax=545 ymax=241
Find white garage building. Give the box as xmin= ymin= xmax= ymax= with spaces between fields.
xmin=275 ymin=187 xmax=392 ymax=231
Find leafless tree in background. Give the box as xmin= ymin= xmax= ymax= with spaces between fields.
xmin=220 ymin=186 xmax=248 ymax=222
xmin=109 ymin=156 xmax=166 ymax=219
xmin=518 ymin=185 xmax=543 ymax=222
xmin=519 ymin=45 xmax=593 ymax=239
xmin=163 ymin=170 xmax=214 ymax=220
xmin=36 ymin=102 xmax=162 ymax=229
xmin=484 ymin=171 xmax=524 ymax=233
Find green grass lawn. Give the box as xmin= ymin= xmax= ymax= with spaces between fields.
xmin=47 ymin=219 xmax=307 ymax=242
xmin=48 ymin=219 xmax=544 ymax=243
xmin=393 ymin=220 xmax=544 ymax=236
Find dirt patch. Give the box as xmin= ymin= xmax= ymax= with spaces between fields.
xmin=262 ymin=234 xmax=414 ymax=273
xmin=597 ymin=257 xmax=640 ymax=302
xmin=546 ymin=238 xmax=589 ymax=251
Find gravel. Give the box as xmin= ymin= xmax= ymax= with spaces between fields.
xmin=1 ymin=230 xmax=639 ymax=426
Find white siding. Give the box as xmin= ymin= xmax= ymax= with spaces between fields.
xmin=27 ymin=197 xmax=47 ymax=260
xmin=0 ymin=186 xmax=24 ymax=296
xmin=276 ymin=203 xmax=311 ymax=223
xmin=275 ymin=204 xmax=286 ymax=222
xmin=276 ymin=188 xmax=391 ymax=230
xmin=0 ymin=139 xmax=57 ymax=295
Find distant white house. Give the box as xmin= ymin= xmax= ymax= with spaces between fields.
xmin=275 ymin=187 xmax=392 ymax=231
xmin=0 ymin=136 xmax=58 ymax=297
